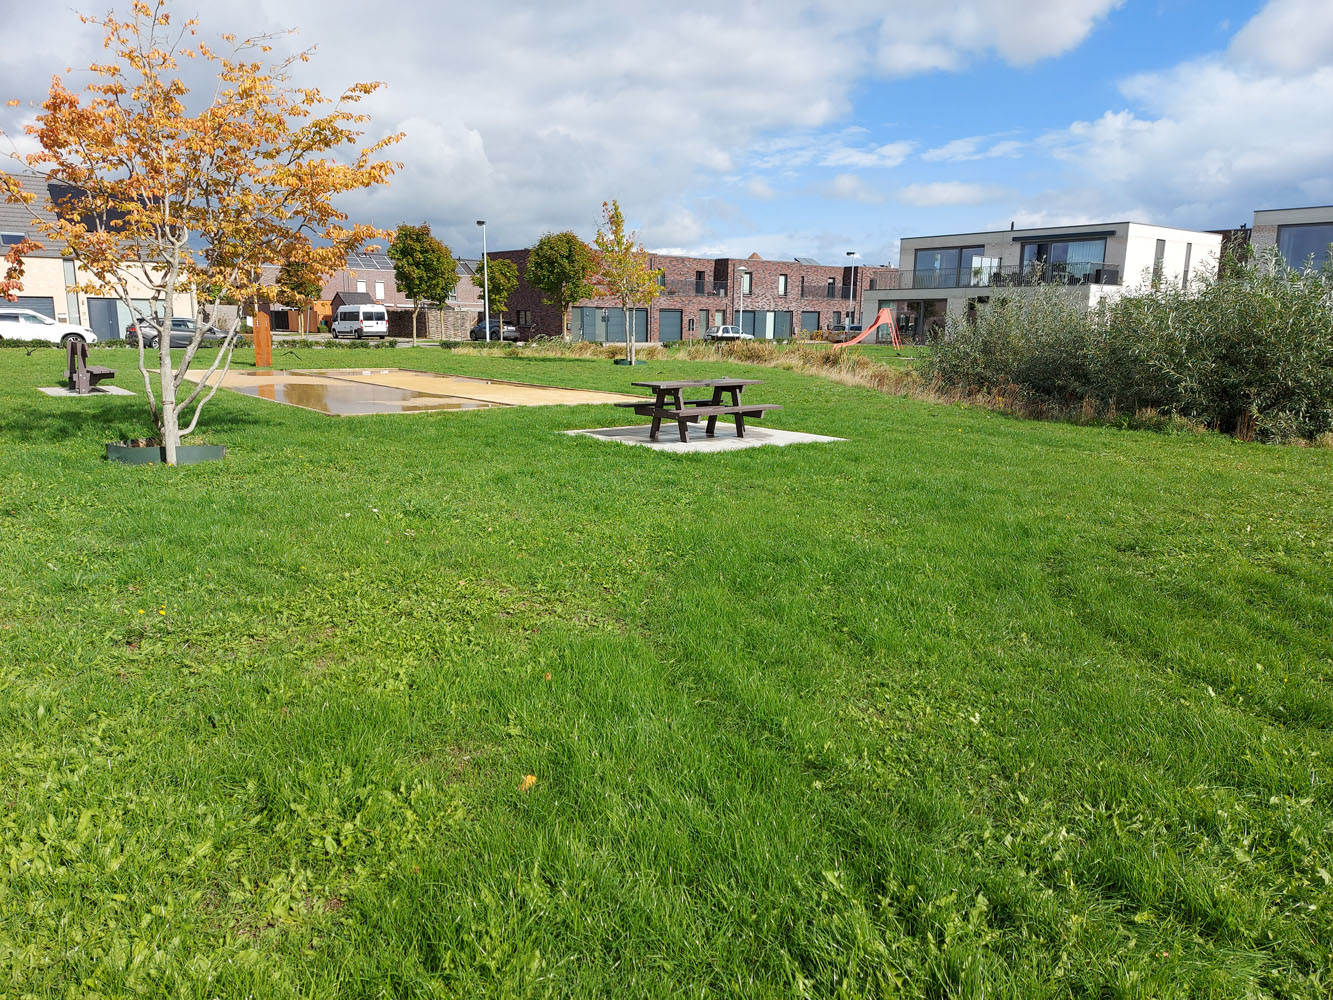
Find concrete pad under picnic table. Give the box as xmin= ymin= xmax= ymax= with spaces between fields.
xmin=37 ymin=384 xmax=135 ymax=397
xmin=564 ymin=424 xmax=845 ymax=452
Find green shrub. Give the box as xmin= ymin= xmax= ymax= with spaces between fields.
xmin=921 ymin=252 xmax=1333 ymax=441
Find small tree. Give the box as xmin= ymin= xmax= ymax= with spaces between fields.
xmin=591 ymin=200 xmax=662 ymax=363
xmin=477 ymin=255 xmax=518 ymax=338
xmin=527 ymin=231 xmax=595 ymax=341
xmin=0 ymin=1 xmax=400 ymax=464
xmin=276 ymin=260 xmax=322 ymax=334
xmin=387 ymin=222 xmax=457 ymax=345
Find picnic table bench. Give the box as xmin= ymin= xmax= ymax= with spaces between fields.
xmin=66 ymin=339 xmax=116 ymax=395
xmin=615 ymin=378 xmax=781 ymax=442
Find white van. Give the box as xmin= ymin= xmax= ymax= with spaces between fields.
xmin=331 ymin=304 xmax=389 ymax=339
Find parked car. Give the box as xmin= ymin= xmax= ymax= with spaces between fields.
xmin=331 ymin=304 xmax=389 ymax=339
xmin=126 ymin=316 xmax=227 ymax=348
xmin=828 ymin=323 xmax=864 ymax=340
xmin=0 ymin=307 xmax=97 ymax=345
xmin=469 ymin=319 xmax=519 ymax=341
xmin=703 ymin=325 xmax=753 ymax=342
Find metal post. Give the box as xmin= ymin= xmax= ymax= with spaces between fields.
xmin=737 ymin=266 xmax=748 ymax=338
xmin=476 ymin=220 xmax=489 ymax=343
xmin=846 ymin=251 xmax=857 ymax=327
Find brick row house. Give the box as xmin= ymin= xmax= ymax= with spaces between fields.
xmin=256 ymin=252 xmax=485 ymax=332
xmin=491 ymin=249 xmax=896 ymax=342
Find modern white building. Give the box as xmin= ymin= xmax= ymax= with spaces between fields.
xmin=1248 ymin=206 xmax=1333 ymax=271
xmin=861 ymin=221 xmax=1222 ymax=341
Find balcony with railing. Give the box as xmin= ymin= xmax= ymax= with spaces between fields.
xmin=800 ymin=284 xmax=857 ymax=299
xmin=661 ymin=278 xmax=730 ymax=297
xmin=891 ymin=261 xmax=1121 ymax=291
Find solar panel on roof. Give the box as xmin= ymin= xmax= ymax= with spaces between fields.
xmin=346 ymin=251 xmax=393 ymax=270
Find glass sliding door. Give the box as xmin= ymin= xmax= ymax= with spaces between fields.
xmin=1021 ymin=238 xmax=1106 ymax=283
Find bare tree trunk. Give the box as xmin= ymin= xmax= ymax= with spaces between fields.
xmin=624 ymin=303 xmax=632 ymax=364
xmin=160 ymin=301 xmax=179 ymax=465
xmin=412 ymin=301 xmax=419 ymax=346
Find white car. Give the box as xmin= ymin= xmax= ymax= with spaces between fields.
xmin=703 ymin=324 xmax=754 ymax=342
xmin=0 ymin=307 xmax=98 ymax=345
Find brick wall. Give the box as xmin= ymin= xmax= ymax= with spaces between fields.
xmin=1249 ymin=225 xmax=1277 ymax=252
xmin=492 ymin=249 xmax=898 ymax=341
xmin=387 ymin=307 xmax=478 ymax=341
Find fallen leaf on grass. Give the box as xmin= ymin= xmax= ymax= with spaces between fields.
xmin=518 ymin=774 xmax=537 ymax=793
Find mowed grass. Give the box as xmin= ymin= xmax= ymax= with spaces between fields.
xmin=1 ymin=346 xmax=1331 ymax=999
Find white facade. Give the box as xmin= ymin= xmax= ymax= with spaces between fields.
xmin=860 ymin=221 xmax=1222 ymax=341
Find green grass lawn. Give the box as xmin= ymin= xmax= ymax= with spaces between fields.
xmin=2 ymin=345 xmax=1331 ymax=998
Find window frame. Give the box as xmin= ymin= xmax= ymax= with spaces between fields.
xmin=1276 ymin=222 xmax=1333 ymax=271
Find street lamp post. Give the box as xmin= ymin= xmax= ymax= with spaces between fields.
xmin=846 ymin=251 xmax=858 ymax=328
xmin=736 ymin=265 xmax=749 ymax=338
xmin=476 ymin=220 xmax=490 ymax=343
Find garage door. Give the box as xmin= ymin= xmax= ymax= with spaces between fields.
xmin=658 ymin=309 xmax=682 ymax=341
xmin=801 ymin=311 xmax=820 ymax=332
xmin=16 ymin=296 xmax=55 ymax=318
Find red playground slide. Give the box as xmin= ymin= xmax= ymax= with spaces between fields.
xmin=833 ymin=308 xmax=901 ymax=349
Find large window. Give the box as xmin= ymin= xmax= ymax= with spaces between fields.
xmin=913 ymin=246 xmax=983 ymax=288
xmin=1020 ymin=238 xmax=1106 ymax=282
xmin=1277 ymin=223 xmax=1333 ymax=271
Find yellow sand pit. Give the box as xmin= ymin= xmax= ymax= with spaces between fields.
xmin=184 ymin=367 xmax=640 ymax=416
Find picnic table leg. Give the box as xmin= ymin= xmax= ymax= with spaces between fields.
xmin=673 ymin=389 xmax=689 ymax=442
xmin=729 ymin=387 xmax=745 ymax=437
xmin=705 ymin=385 xmax=723 ymax=437
xmin=648 ymin=390 xmax=669 ymax=441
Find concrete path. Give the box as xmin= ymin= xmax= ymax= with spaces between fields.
xmin=564 ymin=424 xmax=844 ymax=452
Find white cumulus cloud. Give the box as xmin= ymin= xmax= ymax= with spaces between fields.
xmin=873 ymin=0 xmax=1122 ymax=74
xmin=1044 ymin=0 xmax=1333 ymax=227
xmin=896 ymin=182 xmax=1007 ymax=206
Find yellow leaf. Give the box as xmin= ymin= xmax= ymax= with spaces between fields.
xmin=517 ymin=774 xmax=537 ymax=793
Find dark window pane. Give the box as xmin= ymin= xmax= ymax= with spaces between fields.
xmin=1277 ymin=224 xmax=1333 ymax=269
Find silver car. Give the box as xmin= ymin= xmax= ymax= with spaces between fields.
xmin=126 ymin=316 xmax=227 ymax=348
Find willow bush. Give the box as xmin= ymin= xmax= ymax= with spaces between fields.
xmin=921 ymin=251 xmax=1333 ymax=441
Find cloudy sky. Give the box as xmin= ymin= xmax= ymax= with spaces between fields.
xmin=3 ymin=0 xmax=1332 ymax=264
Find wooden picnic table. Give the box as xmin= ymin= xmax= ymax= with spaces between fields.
xmin=614 ymin=378 xmax=781 ymax=443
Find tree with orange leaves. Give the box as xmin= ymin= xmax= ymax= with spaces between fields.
xmin=591 ymin=200 xmax=663 ymax=365
xmin=1 ymin=0 xmax=401 ymax=464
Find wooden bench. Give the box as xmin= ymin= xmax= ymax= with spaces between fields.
xmin=66 ymin=339 xmax=116 ymax=395
xmin=618 ymin=378 xmax=780 ymax=442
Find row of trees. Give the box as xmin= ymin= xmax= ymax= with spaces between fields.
xmin=382 ymin=201 xmax=662 ymax=362
xmin=526 ymin=201 xmax=663 ymax=362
